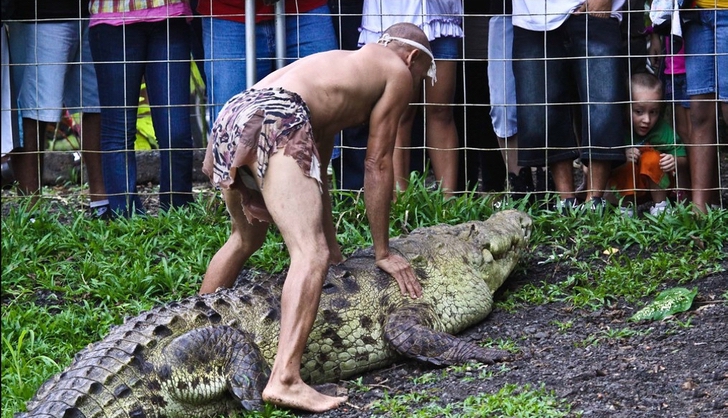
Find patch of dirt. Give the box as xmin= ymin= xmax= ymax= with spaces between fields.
xmin=313 ymin=258 xmax=727 ymax=418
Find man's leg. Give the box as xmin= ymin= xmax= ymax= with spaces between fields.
xmin=686 ymin=95 xmax=718 ymax=213
xmin=14 ymin=118 xmax=46 ymax=201
xmin=259 ymin=152 xmax=347 ymax=412
xmin=550 ymin=159 xmax=575 ymax=202
xmin=583 ymin=160 xmax=612 ymax=201
xmin=80 ymin=113 xmax=106 ymax=203
xmin=200 ymin=188 xmax=269 ymax=294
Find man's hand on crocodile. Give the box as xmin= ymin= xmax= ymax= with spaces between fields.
xmin=377 ymin=253 xmax=422 ymax=299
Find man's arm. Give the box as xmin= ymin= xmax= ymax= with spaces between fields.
xmin=364 ymin=74 xmax=422 ymax=299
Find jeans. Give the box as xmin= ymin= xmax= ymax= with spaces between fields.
xmin=90 ymin=19 xmax=193 ymax=216
xmin=201 ymin=4 xmax=338 ymax=124
xmin=513 ymin=14 xmax=627 ymax=167
xmin=682 ymin=8 xmax=728 ymax=100
xmin=487 ymin=15 xmax=517 ymax=139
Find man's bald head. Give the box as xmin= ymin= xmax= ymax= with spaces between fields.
xmin=379 ymin=22 xmax=436 ymax=83
xmin=382 ymin=22 xmax=433 ymax=58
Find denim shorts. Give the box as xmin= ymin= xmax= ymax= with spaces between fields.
xmin=682 ymin=8 xmax=728 ymax=100
xmin=487 ymin=15 xmax=517 ymax=138
xmin=664 ymin=73 xmax=690 ymax=108
xmin=512 ymin=14 xmax=627 ymax=167
xmin=430 ymin=36 xmax=461 ymax=60
xmin=8 ymin=21 xmax=100 ymax=123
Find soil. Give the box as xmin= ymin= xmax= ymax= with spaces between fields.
xmin=2 ymin=156 xmax=727 ymax=418
xmin=312 ymin=261 xmax=727 ymax=418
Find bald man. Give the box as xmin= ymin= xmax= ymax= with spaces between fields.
xmin=201 ymin=22 xmax=434 ymax=412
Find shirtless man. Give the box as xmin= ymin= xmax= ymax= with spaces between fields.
xmin=200 ymin=22 xmax=431 ymax=413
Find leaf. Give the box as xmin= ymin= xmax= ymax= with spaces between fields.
xmin=629 ymin=287 xmax=698 ymax=322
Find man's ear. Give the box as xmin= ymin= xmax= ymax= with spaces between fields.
xmin=405 ymin=48 xmax=420 ymax=68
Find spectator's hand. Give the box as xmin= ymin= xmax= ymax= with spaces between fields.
xmin=574 ymin=0 xmax=613 ymax=19
xmin=376 ymin=253 xmax=422 ymax=299
xmin=659 ymin=153 xmax=676 ymax=173
xmin=625 ymin=147 xmax=641 ymax=163
xmin=648 ymin=33 xmax=663 ymax=70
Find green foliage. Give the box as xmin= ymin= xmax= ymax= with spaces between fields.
xmin=2 ymin=177 xmax=726 ymax=418
xmin=370 ymin=383 xmax=572 ymax=417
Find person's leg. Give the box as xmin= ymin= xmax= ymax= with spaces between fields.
xmin=683 ymin=9 xmax=724 ymax=212
xmin=65 ymin=20 xmax=107 ymax=206
xmin=422 ymin=58 xmax=459 ymax=196
xmin=567 ymin=15 xmax=627 ymax=200
xmin=488 ymin=16 xmax=522 ymax=178
xmin=513 ymin=26 xmax=579 ymax=201
xmin=200 ymin=187 xmax=269 ymax=294
xmin=79 ymin=113 xmax=106 ymax=202
xmin=145 ymin=18 xmax=194 ymax=210
xmin=259 ymin=152 xmax=347 ymax=412
xmin=90 ymin=23 xmax=146 ymax=217
xmin=286 ymin=4 xmax=338 ymax=61
xmin=201 ymin=17 xmax=249 ymax=124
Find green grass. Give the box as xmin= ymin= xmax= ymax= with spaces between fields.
xmin=2 ymin=177 xmax=727 ymax=418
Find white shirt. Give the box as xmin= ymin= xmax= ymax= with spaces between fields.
xmin=358 ymin=0 xmax=464 ymax=46
xmin=512 ymin=0 xmax=626 ymax=31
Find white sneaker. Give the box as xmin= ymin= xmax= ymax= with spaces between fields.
xmin=649 ymin=200 xmax=669 ymax=217
xmin=619 ymin=206 xmax=635 ymax=218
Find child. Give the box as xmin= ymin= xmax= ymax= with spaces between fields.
xmin=608 ymin=72 xmax=688 ymax=216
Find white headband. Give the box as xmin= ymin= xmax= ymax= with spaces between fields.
xmin=377 ymin=33 xmax=437 ymax=85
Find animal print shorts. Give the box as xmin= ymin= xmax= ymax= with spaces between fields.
xmin=203 ymin=87 xmax=322 ymax=223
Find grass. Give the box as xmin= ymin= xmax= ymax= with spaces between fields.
xmin=2 ymin=176 xmax=727 ymax=418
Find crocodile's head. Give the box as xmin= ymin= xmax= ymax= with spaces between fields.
xmin=394 ymin=209 xmax=532 ymax=294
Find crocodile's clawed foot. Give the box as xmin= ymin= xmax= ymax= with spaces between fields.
xmin=476 ymin=348 xmax=514 ymax=364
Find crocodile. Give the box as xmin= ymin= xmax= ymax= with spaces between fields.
xmin=17 ymin=209 xmax=532 ymax=418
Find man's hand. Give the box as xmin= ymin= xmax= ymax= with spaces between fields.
xmin=625 ymin=147 xmax=641 ymax=163
xmin=574 ymin=0 xmax=613 ymax=19
xmin=376 ymin=253 xmax=422 ymax=299
xmin=659 ymin=153 xmax=676 ymax=173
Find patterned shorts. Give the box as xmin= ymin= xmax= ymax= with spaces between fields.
xmin=203 ymin=87 xmax=322 ymax=222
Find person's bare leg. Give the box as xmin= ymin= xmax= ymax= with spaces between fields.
xmin=687 ymin=94 xmax=719 ymax=213
xmin=79 ymin=113 xmax=106 ymax=202
xmin=200 ymin=188 xmax=269 ymax=294
xmin=497 ymin=135 xmax=521 ymax=175
xmin=260 ymin=153 xmax=347 ymax=412
xmin=583 ymin=160 xmax=611 ymax=201
xmin=423 ymin=60 xmax=459 ymax=197
xmin=13 ymin=118 xmax=46 ymax=207
xmin=551 ymin=159 xmax=575 ymax=201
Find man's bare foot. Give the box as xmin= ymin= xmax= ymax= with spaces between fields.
xmin=262 ymin=380 xmax=347 ymax=413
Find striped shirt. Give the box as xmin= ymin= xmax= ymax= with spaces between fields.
xmin=90 ymin=0 xmax=188 ymax=15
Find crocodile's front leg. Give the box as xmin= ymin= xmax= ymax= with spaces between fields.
xmin=384 ymin=304 xmax=512 ymax=366
xmin=158 ymin=325 xmax=270 ymax=413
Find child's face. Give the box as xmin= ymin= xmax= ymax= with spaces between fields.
xmin=631 ymin=85 xmax=662 ymax=137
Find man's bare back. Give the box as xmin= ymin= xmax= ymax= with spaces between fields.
xmin=254 ymin=44 xmax=418 ymax=151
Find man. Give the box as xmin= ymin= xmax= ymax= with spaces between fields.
xmin=200 ymin=22 xmax=430 ymax=412
xmin=511 ymin=0 xmax=627 ymax=211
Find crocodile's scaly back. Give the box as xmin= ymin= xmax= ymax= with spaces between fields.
xmin=17 ymin=210 xmax=531 ymax=418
